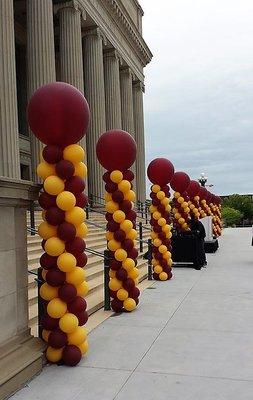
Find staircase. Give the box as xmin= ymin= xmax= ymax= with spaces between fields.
xmin=27 ymin=210 xmax=151 ymax=335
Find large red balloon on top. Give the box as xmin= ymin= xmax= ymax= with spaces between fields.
xmin=27 ymin=82 xmax=90 ymax=147
xmin=170 ymin=172 xmax=190 ymax=193
xmin=96 ymin=130 xmax=136 ymax=171
xmin=198 ymin=186 xmax=208 ymax=200
xmin=147 ymin=158 xmax=174 ymax=186
xmin=187 ymin=180 xmax=200 ymax=198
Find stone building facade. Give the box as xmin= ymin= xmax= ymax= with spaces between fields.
xmin=1 ymin=0 xmax=152 ymax=203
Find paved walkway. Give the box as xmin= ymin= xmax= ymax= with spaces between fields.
xmin=12 ymin=228 xmax=253 ymax=400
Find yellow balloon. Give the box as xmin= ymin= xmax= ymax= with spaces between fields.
xmin=122 ymin=258 xmax=135 ymax=271
xmin=175 ymin=213 xmax=181 ymax=220
xmin=177 ymin=197 xmax=184 ymax=204
xmin=40 ymin=283 xmax=58 ymax=301
xmin=163 ymin=251 xmax=171 ymax=260
xmin=178 ymin=218 xmax=185 ymax=225
xmin=109 ymin=278 xmax=122 ymax=291
xmin=68 ymin=326 xmax=87 ymax=345
xmin=159 ymin=272 xmax=168 ymax=281
xmin=110 ymin=170 xmax=123 ymax=183
xmin=44 ymin=176 xmax=64 ymax=196
xmin=118 ymin=180 xmax=131 ymax=193
xmin=120 ymin=220 xmax=133 ymax=233
xmin=158 ymin=218 xmax=166 ymax=227
xmin=153 ymin=211 xmax=161 ymax=220
xmin=104 ymin=192 xmax=112 ymax=202
xmin=154 ymin=265 xmax=163 ymax=274
xmin=194 ymin=195 xmax=200 ymax=201
xmin=76 ymin=223 xmax=88 ymax=238
xmin=105 ymin=200 xmax=119 ymax=213
xmin=37 ymin=162 xmax=55 ymax=180
xmin=109 ymin=270 xmax=116 ymax=278
xmin=65 ymin=207 xmax=86 ymax=226
xmin=63 ymin=144 xmax=84 ymax=163
xmin=168 ymin=258 xmax=173 ymax=267
xmin=74 ymin=162 xmax=87 ymax=178
xmin=38 ymin=221 xmax=57 ymax=240
xmin=185 ymin=207 xmax=190 ymax=214
xmin=59 ymin=313 xmax=79 ymax=334
xmin=157 ymin=191 xmax=165 ymax=200
xmin=42 ymin=329 xmax=50 ymax=342
xmin=45 ymin=237 xmax=65 ymax=257
xmin=117 ymin=288 xmax=129 ymax=301
xmin=128 ymin=267 xmax=139 ymax=280
xmin=152 ymin=184 xmax=161 ymax=193
xmin=106 ymin=231 xmax=114 ymax=241
xmin=149 ymin=205 xmax=157 ymax=213
xmin=78 ymin=340 xmax=89 ymax=355
xmin=174 ymin=192 xmax=180 ymax=199
xmin=151 ymin=231 xmax=158 ymax=240
xmin=182 ymin=223 xmax=188 ymax=230
xmin=161 ymin=197 xmax=170 ymax=206
xmin=162 ymin=225 xmax=171 ymax=234
xmin=159 ymin=245 xmax=167 ymax=254
xmin=152 ymin=258 xmax=158 ymax=266
xmin=76 ymin=281 xmax=89 ymax=296
xmin=56 ymin=191 xmax=76 ymax=211
xmin=47 ymin=298 xmax=67 ymax=319
xmin=124 ymin=298 xmax=136 ymax=311
xmin=126 ymin=229 xmax=137 ymax=240
xmin=115 ymin=248 xmax=127 ymax=261
xmin=166 ymin=231 xmax=172 ymax=239
xmin=153 ymin=238 xmax=162 ymax=247
xmin=182 ymin=201 xmax=188 ymax=209
xmin=108 ymin=239 xmax=121 ymax=251
xmin=113 ymin=210 xmax=126 ymax=223
xmin=46 ymin=346 xmax=63 ymax=363
xmin=166 ymin=204 xmax=172 ymax=212
xmin=124 ymin=190 xmax=135 ymax=202
xmin=57 ymin=253 xmax=76 ymax=272
xmin=66 ymin=267 xmax=86 ymax=286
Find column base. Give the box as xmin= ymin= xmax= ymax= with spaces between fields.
xmin=0 ymin=331 xmax=45 ymax=399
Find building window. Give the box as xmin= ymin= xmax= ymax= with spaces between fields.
xmin=20 ymin=164 xmax=30 ymax=180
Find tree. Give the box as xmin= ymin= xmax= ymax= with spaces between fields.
xmin=222 ymin=207 xmax=243 ymax=227
xmin=222 ymin=194 xmax=253 ymax=220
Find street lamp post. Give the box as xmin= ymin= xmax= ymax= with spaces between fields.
xmin=198 ymin=172 xmax=207 ymax=187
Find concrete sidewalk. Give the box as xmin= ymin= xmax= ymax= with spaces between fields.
xmin=11 ymin=228 xmax=253 ymax=400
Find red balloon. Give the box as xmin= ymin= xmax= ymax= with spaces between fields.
xmin=68 ymin=296 xmax=87 ymax=314
xmin=123 ymin=170 xmax=134 ymax=181
xmin=107 ymin=221 xmax=120 ymax=232
xmin=38 ymin=192 xmax=56 ymax=209
xmin=105 ymin=182 xmax=118 ymax=193
xmin=76 ymin=310 xmax=88 ymax=326
xmin=57 ymin=222 xmax=76 ymax=242
xmin=187 ymin=180 xmax=200 ymax=198
xmin=115 ymin=268 xmax=128 ymax=281
xmin=129 ymin=286 xmax=140 ymax=299
xmin=198 ymin=186 xmax=208 ymax=200
xmin=40 ymin=253 xmax=58 ymax=270
xmin=103 ymin=171 xmax=111 ymax=183
xmin=75 ymin=193 xmax=88 ymax=208
xmin=45 ymin=207 xmax=65 ymax=226
xmin=111 ymin=298 xmax=123 ymax=312
xmin=170 ymin=172 xmax=190 ymax=193
xmin=147 ymin=158 xmax=174 ymax=186
xmin=48 ymin=330 xmax=68 ymax=349
xmin=75 ymin=252 xmax=87 ymax=268
xmin=114 ymin=230 xmax=126 ymax=242
xmin=123 ymin=278 xmax=135 ymax=291
xmin=65 ymin=176 xmax=85 ymax=194
xmin=43 ymin=145 xmax=63 ymax=164
xmin=126 ymin=210 xmax=137 ymax=222
xmin=121 ymin=200 xmax=132 ymax=214
xmin=58 ymin=283 xmax=77 ymax=303
xmin=109 ymin=260 xmax=122 ymax=271
xmin=55 ymin=160 xmax=75 ymax=180
xmin=41 ymin=314 xmax=59 ymax=330
xmin=27 ymin=82 xmax=90 ymax=147
xmin=46 ymin=269 xmax=66 ymax=287
xmin=112 ymin=191 xmax=124 ymax=203
xmin=122 ymin=239 xmax=134 ymax=252
xmin=65 ymin=237 xmax=86 ymax=256
xmin=62 ymin=345 xmax=82 ymax=366
xmin=96 ymin=130 xmax=136 ymax=171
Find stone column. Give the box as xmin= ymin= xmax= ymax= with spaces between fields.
xmin=0 ymin=0 xmax=20 ymax=179
xmin=120 ymin=66 xmax=135 ymax=136
xmin=103 ymin=49 xmax=122 ymax=130
xmin=27 ymin=0 xmax=56 ymax=180
xmin=133 ymin=81 xmax=146 ymax=202
xmin=83 ymin=27 xmax=106 ymax=201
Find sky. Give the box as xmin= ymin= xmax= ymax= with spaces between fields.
xmin=141 ymin=0 xmax=253 ymax=195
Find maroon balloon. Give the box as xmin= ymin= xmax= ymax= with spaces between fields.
xmin=48 ymin=330 xmax=68 ymax=349
xmin=116 ymin=268 xmax=128 ymax=281
xmin=58 ymin=283 xmax=77 ymax=303
xmin=110 ymin=290 xmax=118 ymax=299
xmin=46 ymin=269 xmax=66 ymax=287
xmin=55 ymin=160 xmax=75 ymax=180
xmin=128 ymin=248 xmax=138 ymax=259
xmin=112 ymin=190 xmax=124 ymax=203
xmin=111 ymin=298 xmax=123 ymax=313
xmin=106 ymin=212 xmax=113 ymax=222
xmin=40 ymin=253 xmax=57 ymax=270
xmin=129 ymin=286 xmax=140 ymax=299
xmin=76 ymin=252 xmax=87 ymax=268
xmin=114 ymin=230 xmax=126 ymax=242
xmin=41 ymin=314 xmax=59 ymax=330
xmin=123 ymin=278 xmax=135 ymax=291
xmin=96 ymin=130 xmax=137 ymax=171
xmin=147 ymin=158 xmax=174 ymax=186
xmin=121 ymin=200 xmax=132 ymax=214
xmin=27 ymin=82 xmax=90 ymax=147
xmin=41 ymin=239 xmax=46 ymax=250
xmin=42 ymin=145 xmax=63 ymax=164
xmin=107 ymin=221 xmax=120 ymax=232
xmin=122 ymin=239 xmax=134 ymax=252
xmin=45 ymin=207 xmax=65 ymax=226
xmin=62 ymin=345 xmax=82 ymax=366
xmin=123 ymin=170 xmax=134 ymax=181
xmin=105 ymin=182 xmax=118 ymax=193
xmin=68 ymin=297 xmax=87 ymax=314
xmin=65 ymin=176 xmax=85 ymax=194
xmin=103 ymin=171 xmax=111 ymax=183
xmin=57 ymin=222 xmax=76 ymax=242
xmin=198 ymin=186 xmax=208 ymax=200
xmin=187 ymin=180 xmax=200 ymax=198
xmin=65 ymin=237 xmax=86 ymax=256
xmin=76 ymin=310 xmax=88 ymax=326
xmin=75 ymin=193 xmax=88 ymax=208
xmin=170 ymin=172 xmax=190 ymax=193
xmin=109 ymin=259 xmax=122 ymax=271
xmin=38 ymin=192 xmax=56 ymax=209
xmin=126 ymin=210 xmax=136 ymax=222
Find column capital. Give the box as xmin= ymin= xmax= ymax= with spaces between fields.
xmin=54 ymin=0 xmax=86 ymax=21
xmin=103 ymin=48 xmax=120 ymax=61
xmin=120 ymin=65 xmax=134 ymax=80
xmin=83 ymin=26 xmax=107 ymax=45
xmin=133 ymin=80 xmax=145 ymax=93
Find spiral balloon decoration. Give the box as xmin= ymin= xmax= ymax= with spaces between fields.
xmin=27 ymin=82 xmax=90 ymax=366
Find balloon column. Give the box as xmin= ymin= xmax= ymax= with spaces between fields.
xmin=170 ymin=172 xmax=191 ymax=231
xmin=211 ymin=196 xmax=222 ymax=236
xmin=187 ymin=180 xmax=201 ymax=219
xmin=96 ymin=130 xmax=140 ymax=312
xmin=147 ymin=158 xmax=174 ymax=281
xmin=27 ymin=82 xmax=90 ymax=366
